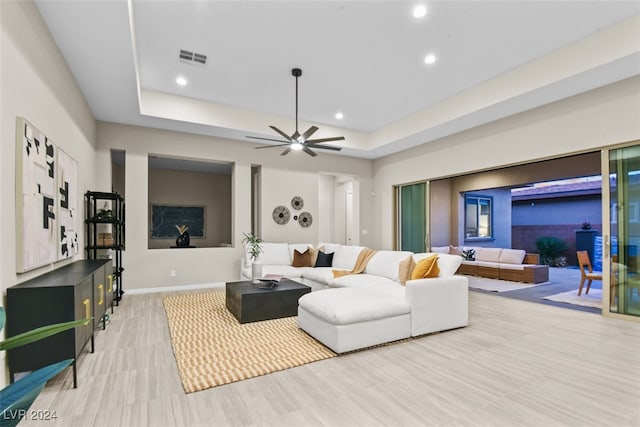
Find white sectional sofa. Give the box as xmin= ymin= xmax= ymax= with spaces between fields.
xmin=240 ymin=242 xmax=468 ymax=353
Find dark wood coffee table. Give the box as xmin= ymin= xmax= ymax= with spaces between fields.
xmin=225 ymin=279 xmax=311 ymax=323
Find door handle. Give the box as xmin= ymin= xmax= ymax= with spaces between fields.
xmin=98 ymin=284 xmax=104 ymax=305
xmin=83 ymin=299 xmax=91 ymax=325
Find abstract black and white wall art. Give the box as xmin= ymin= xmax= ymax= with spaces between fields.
xmin=16 ymin=118 xmax=79 ymax=272
xmin=57 ymin=147 xmax=79 ymax=260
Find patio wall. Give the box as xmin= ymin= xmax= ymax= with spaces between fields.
xmin=512 ymin=224 xmax=602 ymax=266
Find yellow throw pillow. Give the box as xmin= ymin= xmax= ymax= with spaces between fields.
xmin=410 ymin=254 xmax=440 ymax=280
xmin=398 ymin=256 xmax=416 ymax=286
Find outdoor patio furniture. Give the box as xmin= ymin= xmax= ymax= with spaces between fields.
xmin=577 ymin=250 xmax=603 ymax=296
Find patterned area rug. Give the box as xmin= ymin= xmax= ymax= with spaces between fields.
xmin=542 ymin=288 xmax=602 ymax=309
xmin=163 ymin=291 xmax=336 ymax=393
xmin=467 ymin=276 xmax=550 ymax=292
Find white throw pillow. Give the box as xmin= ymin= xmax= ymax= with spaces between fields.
xmin=364 ymin=250 xmax=413 ymax=281
xmin=260 ymin=242 xmax=292 ymax=265
xmin=436 ymin=253 xmax=463 ymax=276
xmin=332 ymin=245 xmax=366 ymax=270
xmin=413 ymin=252 xmax=462 ymax=277
xmin=317 ymin=242 xmax=341 ymax=254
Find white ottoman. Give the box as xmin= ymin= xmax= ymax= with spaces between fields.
xmin=297 ymin=288 xmax=411 ymax=353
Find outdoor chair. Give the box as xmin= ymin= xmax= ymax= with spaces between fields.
xmin=577 ymin=250 xmax=602 ymax=296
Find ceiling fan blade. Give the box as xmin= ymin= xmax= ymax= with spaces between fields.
xmin=269 ymin=126 xmax=293 ymax=142
xmin=255 ymin=144 xmax=290 ymax=149
xmin=280 ymin=147 xmax=291 ymax=156
xmin=303 ymin=146 xmax=318 ymax=157
xmin=301 ymin=126 xmax=319 ymax=140
xmin=306 ymin=136 xmax=346 ymax=144
xmin=308 ymin=144 xmax=342 ymax=151
xmin=247 ymin=136 xmax=289 ymax=144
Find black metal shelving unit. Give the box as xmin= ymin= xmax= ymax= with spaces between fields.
xmin=85 ymin=191 xmax=125 ymax=305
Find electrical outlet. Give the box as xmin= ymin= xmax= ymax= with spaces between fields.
xmin=170 ymin=270 xmax=176 ymax=277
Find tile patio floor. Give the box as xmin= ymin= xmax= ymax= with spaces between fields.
xmin=469 ymin=266 xmax=602 ymax=314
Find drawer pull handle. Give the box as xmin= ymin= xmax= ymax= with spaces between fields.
xmin=83 ymin=299 xmax=91 ymax=325
xmin=98 ymin=284 xmax=104 ymax=305
xmin=108 ymin=275 xmax=113 ymax=291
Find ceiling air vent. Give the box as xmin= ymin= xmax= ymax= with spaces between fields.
xmin=179 ymin=49 xmax=207 ymax=65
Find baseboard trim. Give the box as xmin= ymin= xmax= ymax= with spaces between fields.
xmin=126 ymin=282 xmax=225 ymax=295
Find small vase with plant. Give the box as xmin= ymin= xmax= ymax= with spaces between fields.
xmin=175 ymin=225 xmax=190 ymax=247
xmin=242 ymin=232 xmax=263 ymax=283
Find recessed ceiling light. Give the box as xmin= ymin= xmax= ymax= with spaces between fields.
xmin=176 ymin=76 xmax=187 ymax=86
xmin=335 ymin=112 xmax=344 ymax=120
xmin=413 ymin=5 xmax=427 ymax=18
xmin=424 ymin=54 xmax=437 ymax=65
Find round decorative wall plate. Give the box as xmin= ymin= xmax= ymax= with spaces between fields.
xmin=272 ymin=205 xmax=291 ymax=225
xmin=291 ymin=196 xmax=304 ymax=210
xmin=298 ymin=211 xmax=313 ymax=227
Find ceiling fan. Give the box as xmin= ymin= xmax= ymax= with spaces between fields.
xmin=247 ymin=68 xmax=344 ymax=157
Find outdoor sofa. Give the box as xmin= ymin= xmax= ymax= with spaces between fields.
xmin=431 ymin=246 xmax=549 ymax=283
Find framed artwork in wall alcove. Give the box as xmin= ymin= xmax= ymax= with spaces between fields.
xmin=150 ymin=204 xmax=205 ymax=239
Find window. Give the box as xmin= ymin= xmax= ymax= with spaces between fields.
xmin=465 ymin=195 xmax=492 ymax=239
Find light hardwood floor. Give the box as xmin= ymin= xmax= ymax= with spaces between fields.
xmin=21 ymin=289 xmax=640 ymax=427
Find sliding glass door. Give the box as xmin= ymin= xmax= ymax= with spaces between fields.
xmin=397 ymin=182 xmax=428 ymax=253
xmin=607 ymin=145 xmax=640 ymax=317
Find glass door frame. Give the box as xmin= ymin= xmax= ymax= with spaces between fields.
xmin=602 ymin=142 xmax=640 ymax=322
xmin=394 ymin=180 xmax=431 ymax=252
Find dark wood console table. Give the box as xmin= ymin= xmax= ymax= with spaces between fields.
xmin=6 ymin=259 xmax=111 ymax=388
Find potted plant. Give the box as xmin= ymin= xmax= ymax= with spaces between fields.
xmin=0 ymin=307 xmax=91 ymax=427
xmin=175 ymin=224 xmax=190 ymax=247
xmin=242 ymin=232 xmax=263 ymax=283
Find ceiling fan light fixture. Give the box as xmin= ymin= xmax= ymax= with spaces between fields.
xmin=424 ymin=53 xmax=437 ymax=65
xmin=413 ymin=5 xmax=427 ymax=18
xmin=291 ymin=142 xmax=304 ymax=151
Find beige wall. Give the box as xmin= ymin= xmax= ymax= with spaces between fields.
xmin=1 ymin=0 xmax=97 ymax=385
xmin=429 ymin=180 xmax=452 ymax=247
xmin=260 ymin=168 xmax=319 ymax=244
xmin=148 ymin=168 xmax=232 ymax=248
xmin=95 ymin=121 xmax=374 ymax=290
xmin=373 ymin=76 xmax=640 ymax=250
xmin=112 ymin=160 xmax=125 ymax=195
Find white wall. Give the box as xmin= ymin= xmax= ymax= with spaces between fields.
xmin=317 ymin=174 xmax=335 ymax=243
xmin=95 ymin=122 xmax=374 ymax=289
xmin=373 ymin=76 xmax=640 ymax=250
xmin=261 ymin=168 xmax=318 ymax=244
xmin=1 ymin=0 xmax=97 ymax=386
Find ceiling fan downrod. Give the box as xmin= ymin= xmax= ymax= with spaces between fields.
xmin=292 ymin=68 xmax=302 ymax=139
